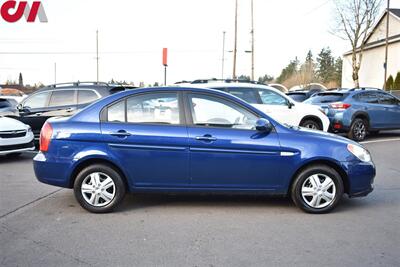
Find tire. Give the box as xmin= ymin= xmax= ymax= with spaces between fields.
xmin=291 ymin=165 xmax=344 ymax=214
xmin=73 ymin=164 xmax=126 ymax=213
xmin=348 ymin=118 xmax=368 ymax=141
xmin=300 ymin=119 xmax=322 ymax=130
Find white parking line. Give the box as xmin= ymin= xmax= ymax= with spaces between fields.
xmin=360 ymin=138 xmax=400 ymax=144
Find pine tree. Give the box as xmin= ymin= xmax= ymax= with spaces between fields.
xmin=316 ymin=47 xmax=335 ymax=84
xmin=334 ymin=57 xmax=343 ymax=87
xmin=18 ymin=72 xmax=23 ymax=86
xmin=385 ymin=75 xmax=394 ymax=90
xmin=394 ymin=72 xmax=400 ymax=90
xmin=276 ymin=57 xmax=299 ymax=84
xmin=258 ymin=74 xmax=274 ymax=84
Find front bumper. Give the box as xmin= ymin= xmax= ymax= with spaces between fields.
xmin=0 ymin=140 xmax=35 ymax=155
xmin=342 ymin=160 xmax=375 ymax=197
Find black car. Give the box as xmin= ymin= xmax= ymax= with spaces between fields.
xmin=287 ymin=89 xmax=325 ymax=102
xmin=11 ymin=82 xmax=130 ymax=140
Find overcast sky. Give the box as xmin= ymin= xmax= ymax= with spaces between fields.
xmin=1 ymin=0 xmax=399 ymax=86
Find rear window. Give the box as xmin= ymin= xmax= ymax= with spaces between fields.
xmin=304 ymin=93 xmax=347 ymax=104
xmin=287 ymin=93 xmax=307 ymax=102
xmin=0 ymin=99 xmax=11 ymax=108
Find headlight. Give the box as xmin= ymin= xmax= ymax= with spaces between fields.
xmin=347 ymin=144 xmax=371 ymax=162
xmin=27 ymin=126 xmax=32 ymax=132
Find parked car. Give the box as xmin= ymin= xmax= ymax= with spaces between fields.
xmin=0 ymin=98 xmax=18 ymax=116
xmin=10 ymin=82 xmax=129 ymax=141
xmin=184 ymin=80 xmax=330 ymax=131
xmin=0 ymin=116 xmax=35 ymax=156
xmin=33 ymin=87 xmax=375 ymax=214
xmin=287 ymin=88 xmax=325 ymax=102
xmin=304 ymin=88 xmax=400 ymax=141
xmin=0 ymin=88 xmax=27 ymax=103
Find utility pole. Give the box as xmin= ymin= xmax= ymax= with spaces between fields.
xmin=383 ymin=0 xmax=390 ymax=90
xmin=233 ymin=0 xmax=238 ymax=79
xmin=250 ymin=0 xmax=255 ymax=81
xmin=222 ymin=31 xmax=226 ymax=79
xmin=96 ymin=30 xmax=99 ymax=83
xmin=54 ymin=62 xmax=57 ymax=84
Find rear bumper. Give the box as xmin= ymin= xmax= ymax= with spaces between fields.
xmin=33 ymin=152 xmax=73 ymax=188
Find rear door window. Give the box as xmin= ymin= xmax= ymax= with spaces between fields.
xmin=305 ymin=93 xmax=346 ymax=104
xmin=376 ymin=92 xmax=399 ymax=105
xmin=354 ymin=92 xmax=379 ymax=104
xmin=49 ymin=90 xmax=77 ymax=107
xmin=78 ymin=90 xmax=99 ymax=104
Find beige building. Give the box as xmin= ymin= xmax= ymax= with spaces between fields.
xmin=342 ymin=9 xmax=400 ymax=88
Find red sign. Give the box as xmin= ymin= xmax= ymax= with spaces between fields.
xmin=1 ymin=1 xmax=48 ymax=23
xmin=162 ymin=48 xmax=168 ymax=66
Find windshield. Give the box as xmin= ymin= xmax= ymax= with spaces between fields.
xmin=304 ymin=93 xmax=347 ymax=104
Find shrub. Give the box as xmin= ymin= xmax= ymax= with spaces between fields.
xmin=394 ymin=72 xmax=400 ymax=90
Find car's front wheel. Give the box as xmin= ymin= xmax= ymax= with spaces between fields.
xmin=73 ymin=164 xmax=126 ymax=213
xmin=300 ymin=119 xmax=322 ymax=130
xmin=291 ymin=165 xmax=344 ymax=214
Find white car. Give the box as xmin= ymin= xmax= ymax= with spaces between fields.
xmin=0 ymin=116 xmax=35 ymax=156
xmin=184 ymin=81 xmax=330 ymax=131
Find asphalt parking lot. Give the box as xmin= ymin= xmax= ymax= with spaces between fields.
xmin=1 ymin=132 xmax=399 ymax=267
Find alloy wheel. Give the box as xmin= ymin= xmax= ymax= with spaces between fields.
xmin=301 ymin=174 xmax=336 ymax=209
xmin=81 ymin=172 xmax=116 ymax=207
xmin=353 ymin=121 xmax=366 ymax=140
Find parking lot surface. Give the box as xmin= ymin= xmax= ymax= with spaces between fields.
xmin=1 ymin=132 xmax=400 ymax=267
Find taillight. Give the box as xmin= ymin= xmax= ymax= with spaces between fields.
xmin=40 ymin=122 xmax=53 ymax=152
xmin=329 ymin=102 xmax=351 ymax=110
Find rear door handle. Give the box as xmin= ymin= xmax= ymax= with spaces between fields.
xmin=110 ymin=130 xmax=131 ymax=137
xmin=195 ymin=135 xmax=217 ymax=142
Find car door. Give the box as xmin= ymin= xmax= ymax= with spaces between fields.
xmin=376 ymin=92 xmax=400 ymax=128
xmin=185 ymin=92 xmax=283 ymax=190
xmin=354 ymin=92 xmax=383 ymax=128
xmin=256 ymin=88 xmax=298 ymax=126
xmin=100 ymin=91 xmax=190 ymax=188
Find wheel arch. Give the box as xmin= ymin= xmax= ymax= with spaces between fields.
xmin=288 ymin=159 xmax=350 ymax=195
xmin=69 ymin=157 xmax=130 ymax=190
xmin=299 ymin=115 xmax=323 ymax=129
xmin=351 ymin=111 xmax=370 ymax=127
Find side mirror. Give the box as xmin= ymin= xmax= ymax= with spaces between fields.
xmin=255 ymin=118 xmax=273 ymax=132
xmin=17 ymin=103 xmax=23 ymax=110
xmin=287 ymin=101 xmax=294 ymax=109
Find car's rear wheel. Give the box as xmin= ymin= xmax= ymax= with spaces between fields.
xmin=348 ymin=118 xmax=368 ymax=141
xmin=73 ymin=164 xmax=126 ymax=213
xmin=300 ymin=119 xmax=322 ymax=130
xmin=291 ymin=165 xmax=344 ymax=214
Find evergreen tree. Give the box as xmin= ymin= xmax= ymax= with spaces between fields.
xmin=258 ymin=74 xmax=274 ymax=84
xmin=385 ymin=75 xmax=394 ymax=90
xmin=334 ymin=57 xmax=343 ymax=87
xmin=238 ymin=75 xmax=251 ymax=81
xmin=316 ymin=47 xmax=336 ymax=83
xmin=18 ymin=72 xmax=23 ymax=86
xmin=394 ymin=72 xmax=400 ymax=90
xmin=276 ymin=57 xmax=299 ymax=84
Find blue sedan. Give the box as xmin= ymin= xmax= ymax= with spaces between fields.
xmin=33 ymin=87 xmax=375 ymax=213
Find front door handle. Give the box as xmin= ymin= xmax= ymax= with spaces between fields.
xmin=110 ymin=130 xmax=131 ymax=137
xmin=195 ymin=135 xmax=217 ymax=142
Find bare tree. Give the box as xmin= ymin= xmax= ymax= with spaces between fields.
xmin=332 ymin=0 xmax=382 ymax=87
